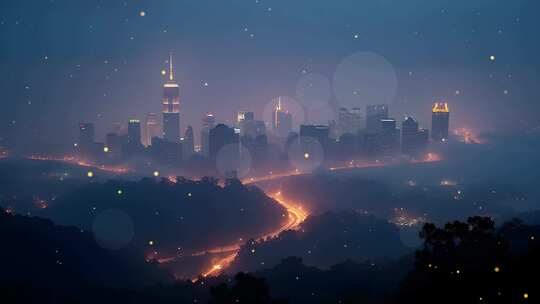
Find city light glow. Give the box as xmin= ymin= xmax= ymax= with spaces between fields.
xmin=432 ymin=102 xmax=449 ymax=113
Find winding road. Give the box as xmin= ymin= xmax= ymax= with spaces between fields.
xmin=197 ymin=189 xmax=309 ymax=278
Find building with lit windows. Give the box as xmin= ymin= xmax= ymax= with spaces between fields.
xmin=162 ymin=54 xmax=180 ymax=143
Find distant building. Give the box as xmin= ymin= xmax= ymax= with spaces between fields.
xmin=162 ymin=54 xmax=181 ymax=143
xmin=402 ymin=116 xmax=428 ymax=156
xmin=238 ymin=111 xmax=264 ymax=138
xmin=431 ymin=102 xmax=450 ymax=142
xmin=144 ymin=113 xmax=159 ymax=147
xmin=366 ymin=104 xmax=389 ymax=132
xmin=209 ymin=124 xmax=238 ymax=158
xmin=127 ymin=120 xmax=142 ymax=146
xmin=124 ymin=119 xmax=143 ymax=156
xmin=272 ymin=98 xmax=293 ymax=137
xmin=300 ymin=124 xmax=330 ymax=150
xmin=200 ymin=113 xmax=216 ymax=156
xmin=151 ymin=137 xmax=181 ymax=165
xmin=237 ymin=111 xmax=254 ymax=125
xmin=182 ymin=125 xmax=195 ymax=160
xmin=338 ymin=107 xmax=363 ymax=135
xmin=379 ymin=118 xmax=400 ymax=156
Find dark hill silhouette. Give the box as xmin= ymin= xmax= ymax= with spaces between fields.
xmin=39 ymin=177 xmax=286 ymax=279
xmin=229 ymin=211 xmax=409 ymax=273
xmin=0 ymin=208 xmax=171 ymax=288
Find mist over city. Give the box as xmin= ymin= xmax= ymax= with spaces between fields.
xmin=1 ymin=1 xmax=540 ymax=303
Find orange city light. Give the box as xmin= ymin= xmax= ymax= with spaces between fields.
xmin=432 ymin=102 xmax=449 ymax=113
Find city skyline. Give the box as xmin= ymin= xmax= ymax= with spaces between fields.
xmin=2 ymin=2 xmax=540 ymax=303
xmin=2 ymin=1 xmax=539 ymax=149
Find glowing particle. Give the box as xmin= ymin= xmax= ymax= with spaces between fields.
xmin=494 ymin=266 xmax=500 ymax=273
xmin=139 ymin=11 xmax=146 ymax=17
xmin=187 ymin=192 xmax=192 ymax=197
xmin=87 ymin=171 xmax=94 ymax=178
xmin=523 ymin=293 xmax=529 ymax=299
xmin=103 ymin=146 xmax=109 ymax=153
xmin=303 ymin=153 xmax=310 ymax=159
xmin=489 ymin=55 xmax=496 ymax=61
xmin=353 ymin=34 xmax=359 ymax=39
xmin=153 ymin=171 xmax=160 ymax=177
xmin=148 ymin=240 xmax=154 ymax=246
xmin=117 ymin=189 xmax=123 ymax=195
xmin=161 ymin=70 xmax=167 ymax=76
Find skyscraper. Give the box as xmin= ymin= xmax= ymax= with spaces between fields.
xmin=338 ymin=107 xmax=363 ymax=135
xmin=431 ymin=102 xmax=450 ymax=142
xmin=124 ymin=119 xmax=143 ymax=156
xmin=144 ymin=113 xmax=159 ymax=147
xmin=401 ymin=116 xmax=428 ymax=156
xmin=162 ymin=54 xmax=180 ymax=143
xmin=272 ymin=98 xmax=293 ymax=137
xmin=379 ymin=118 xmax=400 ymax=156
xmin=200 ymin=113 xmax=216 ymax=156
xmin=366 ymin=104 xmax=389 ymax=132
xmin=127 ymin=119 xmax=142 ymax=146
xmin=182 ymin=125 xmax=195 ymax=160
xmin=209 ymin=124 xmax=238 ymax=158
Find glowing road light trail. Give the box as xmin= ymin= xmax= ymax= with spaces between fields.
xmin=28 ymin=155 xmax=129 ymax=174
xmin=195 ymin=190 xmax=308 ymax=279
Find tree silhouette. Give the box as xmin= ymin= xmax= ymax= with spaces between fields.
xmin=209 ymin=272 xmax=288 ymax=304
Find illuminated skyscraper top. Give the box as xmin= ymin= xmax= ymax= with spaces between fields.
xmin=432 ymin=102 xmax=449 ymax=113
xmin=431 ymin=102 xmax=450 ymax=142
xmin=162 ymin=53 xmax=181 ymax=143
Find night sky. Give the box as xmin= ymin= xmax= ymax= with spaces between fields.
xmin=1 ymin=0 xmax=539 ymax=147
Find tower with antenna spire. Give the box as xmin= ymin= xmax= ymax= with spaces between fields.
xmin=272 ymin=97 xmax=293 ymax=137
xmin=162 ymin=53 xmax=181 ymax=143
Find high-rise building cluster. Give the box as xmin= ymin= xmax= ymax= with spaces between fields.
xmin=74 ymin=54 xmax=451 ymax=175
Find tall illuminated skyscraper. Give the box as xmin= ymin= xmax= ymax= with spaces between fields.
xmin=162 ymin=54 xmax=180 ymax=143
xmin=272 ymin=98 xmax=292 ymax=137
xmin=431 ymin=102 xmax=450 ymax=142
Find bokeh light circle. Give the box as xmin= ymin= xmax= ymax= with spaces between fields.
xmin=92 ymin=209 xmax=134 ymax=250
xmin=216 ymin=143 xmax=253 ymax=179
xmin=287 ymin=136 xmax=325 ymax=172
xmin=263 ymin=96 xmax=305 ymax=139
xmin=333 ymin=52 xmax=397 ymax=110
